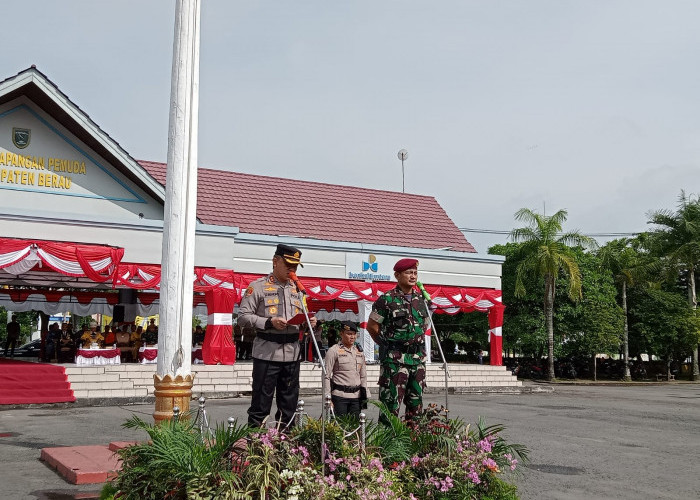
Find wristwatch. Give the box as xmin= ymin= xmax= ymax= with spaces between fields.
xmin=264 ymin=318 xmax=273 ymax=330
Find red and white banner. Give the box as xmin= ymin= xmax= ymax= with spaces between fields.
xmin=203 ymin=288 xmax=237 ymax=365
xmin=0 ymin=237 xmax=123 ymax=282
xmin=233 ymin=273 xmax=502 ymax=312
xmin=487 ymin=305 xmax=505 ymax=366
xmin=114 ymin=264 xmax=234 ymax=292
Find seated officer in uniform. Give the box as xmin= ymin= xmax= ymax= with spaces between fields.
xmin=238 ymin=243 xmax=317 ymax=428
xmin=58 ymin=323 xmax=76 ymax=362
xmin=323 ymin=321 xmax=368 ymax=419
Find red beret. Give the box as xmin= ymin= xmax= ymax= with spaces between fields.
xmin=393 ymin=258 xmax=419 ymax=272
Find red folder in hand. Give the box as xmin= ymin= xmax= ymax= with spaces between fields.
xmin=287 ymin=313 xmax=312 ymax=325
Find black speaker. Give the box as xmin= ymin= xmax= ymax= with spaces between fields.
xmin=118 ymin=289 xmax=137 ymax=304
xmin=113 ymin=305 xmax=125 ymax=323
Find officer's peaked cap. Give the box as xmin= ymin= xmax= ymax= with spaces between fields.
xmin=340 ymin=321 xmax=358 ymax=333
xmin=274 ymin=243 xmax=303 ymax=267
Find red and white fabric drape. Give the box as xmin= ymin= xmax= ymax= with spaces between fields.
xmin=233 ymin=273 xmax=502 ymax=312
xmin=233 ymin=273 xmax=505 ymax=365
xmin=203 ymin=288 xmax=236 ymax=365
xmin=0 ymin=289 xmax=120 ymax=315
xmin=487 ymin=305 xmax=505 ymax=366
xmin=115 ymin=264 xmax=237 ymax=365
xmin=0 ymin=237 xmax=123 ymax=281
xmin=357 ymin=299 xmax=374 ymax=362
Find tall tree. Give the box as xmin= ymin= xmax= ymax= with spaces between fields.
xmin=510 ymin=208 xmax=596 ymax=380
xmin=647 ymin=191 xmax=700 ymax=381
xmin=598 ymin=237 xmax=657 ymax=381
xmin=557 ymin=249 xmax=623 ymax=380
xmin=628 ymin=287 xmax=699 ymax=379
xmin=489 ymin=243 xmax=547 ymax=360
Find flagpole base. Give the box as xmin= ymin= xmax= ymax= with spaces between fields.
xmin=153 ymin=373 xmax=195 ymax=424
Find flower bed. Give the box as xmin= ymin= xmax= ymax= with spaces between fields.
xmin=103 ymin=402 xmax=527 ymax=500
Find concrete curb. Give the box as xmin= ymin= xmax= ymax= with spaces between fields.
xmin=529 ymin=380 xmax=700 ymax=387
xmin=0 ymin=386 xmax=550 ymax=410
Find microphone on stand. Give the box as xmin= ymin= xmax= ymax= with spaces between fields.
xmin=288 ymin=271 xmax=306 ymax=294
xmin=289 ymin=271 xmax=309 ymax=341
xmin=416 ymin=281 xmax=432 ymax=304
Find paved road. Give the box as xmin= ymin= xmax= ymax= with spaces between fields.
xmin=0 ymin=383 xmax=698 ymax=499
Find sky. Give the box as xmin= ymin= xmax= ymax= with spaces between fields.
xmin=5 ymin=1 xmax=700 ymax=253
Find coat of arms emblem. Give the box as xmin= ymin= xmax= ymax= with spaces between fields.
xmin=12 ymin=127 xmax=31 ymax=149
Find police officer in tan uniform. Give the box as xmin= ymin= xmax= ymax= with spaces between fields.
xmin=323 ymin=321 xmax=368 ymax=419
xmin=239 ymin=243 xmax=317 ymax=428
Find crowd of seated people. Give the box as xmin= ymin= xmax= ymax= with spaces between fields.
xmin=44 ymin=319 xmax=219 ymax=364
xmin=41 ymin=318 xmax=162 ymax=364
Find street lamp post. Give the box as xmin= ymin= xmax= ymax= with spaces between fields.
xmin=397 ymin=149 xmax=408 ymax=193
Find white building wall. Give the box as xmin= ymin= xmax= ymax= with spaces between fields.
xmin=0 ymin=96 xmax=163 ymax=223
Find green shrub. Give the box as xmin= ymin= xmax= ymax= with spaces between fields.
xmin=107 ymin=403 xmax=527 ymax=499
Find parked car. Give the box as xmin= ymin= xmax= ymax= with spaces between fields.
xmin=12 ymin=339 xmax=42 ymax=357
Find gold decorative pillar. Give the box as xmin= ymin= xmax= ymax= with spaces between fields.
xmin=153 ymin=373 xmax=195 ymax=424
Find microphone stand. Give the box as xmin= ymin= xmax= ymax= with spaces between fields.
xmin=417 ymin=282 xmax=451 ymax=411
xmin=292 ymin=276 xmax=328 ymax=475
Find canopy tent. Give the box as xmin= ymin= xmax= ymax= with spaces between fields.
xmin=0 ymin=238 xmax=505 ymax=365
xmin=0 ymin=237 xmax=236 ymax=365
xmin=0 ymin=237 xmax=123 ymax=283
xmin=0 ymin=289 xmax=208 ymax=317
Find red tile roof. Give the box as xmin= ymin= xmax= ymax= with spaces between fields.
xmin=139 ymin=161 xmax=476 ymax=253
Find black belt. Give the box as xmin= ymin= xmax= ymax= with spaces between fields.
xmin=385 ymin=342 xmax=424 ymax=355
xmin=331 ymin=382 xmax=361 ymax=392
xmin=257 ymin=332 xmax=299 ymax=344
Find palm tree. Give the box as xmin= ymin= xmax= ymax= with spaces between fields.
xmin=510 ymin=208 xmax=596 ymax=380
xmin=598 ymin=237 xmax=657 ymax=381
xmin=647 ymin=191 xmax=700 ymax=381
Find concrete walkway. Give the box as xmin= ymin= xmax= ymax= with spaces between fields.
xmin=1 ymin=383 xmax=698 ymax=499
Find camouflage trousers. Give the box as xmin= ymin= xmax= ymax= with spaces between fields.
xmin=378 ymin=358 xmax=426 ymax=423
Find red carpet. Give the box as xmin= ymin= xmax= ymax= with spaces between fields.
xmin=0 ymin=357 xmax=75 ymax=404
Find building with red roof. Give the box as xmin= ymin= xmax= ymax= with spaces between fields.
xmin=139 ymin=160 xmax=476 ymax=253
xmin=0 ymin=67 xmax=505 ymax=366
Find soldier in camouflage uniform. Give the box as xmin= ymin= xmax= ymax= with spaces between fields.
xmin=367 ymin=258 xmax=429 ymax=423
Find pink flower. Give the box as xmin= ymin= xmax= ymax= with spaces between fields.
xmin=483 ymin=457 xmax=500 ymax=472
xmin=368 ymin=458 xmax=384 ymax=472
xmin=468 ymin=464 xmax=481 ymax=485
xmin=477 ymin=437 xmax=493 ymax=453
xmin=440 ymin=476 xmax=454 ymax=492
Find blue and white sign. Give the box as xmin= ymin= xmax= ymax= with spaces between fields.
xmin=345 ymin=253 xmax=394 ymax=282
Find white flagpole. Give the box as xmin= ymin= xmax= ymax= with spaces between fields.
xmin=154 ymin=0 xmax=201 ymax=423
